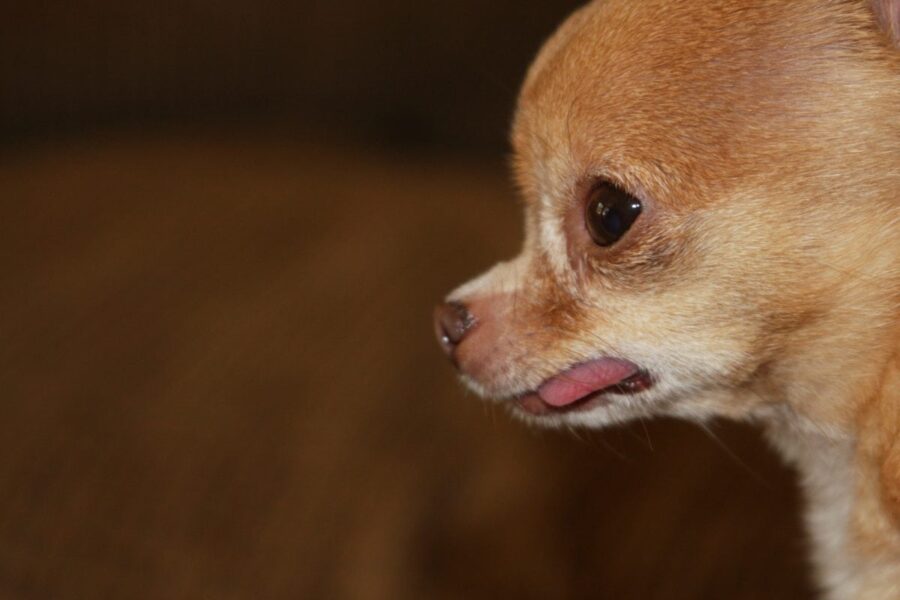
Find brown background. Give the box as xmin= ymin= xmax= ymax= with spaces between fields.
xmin=0 ymin=2 xmax=813 ymax=598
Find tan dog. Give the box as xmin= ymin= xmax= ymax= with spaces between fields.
xmin=434 ymin=1 xmax=899 ymax=597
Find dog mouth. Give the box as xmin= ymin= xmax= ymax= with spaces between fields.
xmin=514 ymin=357 xmax=653 ymax=417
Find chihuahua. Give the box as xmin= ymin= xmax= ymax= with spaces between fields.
xmin=435 ymin=0 xmax=899 ymax=597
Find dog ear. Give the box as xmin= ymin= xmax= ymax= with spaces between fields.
xmin=869 ymin=0 xmax=900 ymax=47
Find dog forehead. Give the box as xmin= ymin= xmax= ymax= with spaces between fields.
xmin=514 ymin=1 xmax=742 ymax=165
xmin=511 ymin=0 xmax=869 ymax=205
xmin=512 ymin=0 xmax=721 ymax=200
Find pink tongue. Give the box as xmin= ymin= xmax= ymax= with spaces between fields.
xmin=537 ymin=358 xmax=637 ymax=408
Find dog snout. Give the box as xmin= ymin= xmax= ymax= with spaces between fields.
xmin=433 ymin=301 xmax=476 ymax=361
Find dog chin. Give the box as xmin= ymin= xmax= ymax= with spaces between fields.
xmin=507 ymin=378 xmax=741 ymax=430
xmin=508 ymin=397 xmax=654 ymax=430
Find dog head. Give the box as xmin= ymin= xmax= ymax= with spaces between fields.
xmin=436 ymin=0 xmax=900 ymax=430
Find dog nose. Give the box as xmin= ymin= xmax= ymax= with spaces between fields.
xmin=433 ymin=301 xmax=476 ymax=359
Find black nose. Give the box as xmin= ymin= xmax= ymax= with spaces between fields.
xmin=433 ymin=301 xmax=475 ymax=359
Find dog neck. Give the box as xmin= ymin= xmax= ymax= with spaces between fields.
xmin=766 ymin=420 xmax=859 ymax=598
xmin=765 ymin=344 xmax=900 ymax=599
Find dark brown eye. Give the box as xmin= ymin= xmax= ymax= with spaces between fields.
xmin=585 ymin=183 xmax=643 ymax=246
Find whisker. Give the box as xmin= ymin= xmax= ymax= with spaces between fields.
xmin=698 ymin=421 xmax=772 ymax=489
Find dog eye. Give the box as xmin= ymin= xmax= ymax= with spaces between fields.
xmin=585 ymin=183 xmax=643 ymax=246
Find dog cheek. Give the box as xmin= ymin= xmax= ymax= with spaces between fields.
xmin=599 ymin=290 xmax=764 ymax=387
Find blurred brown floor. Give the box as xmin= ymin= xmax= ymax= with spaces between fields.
xmin=0 ymin=129 xmax=814 ymax=599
